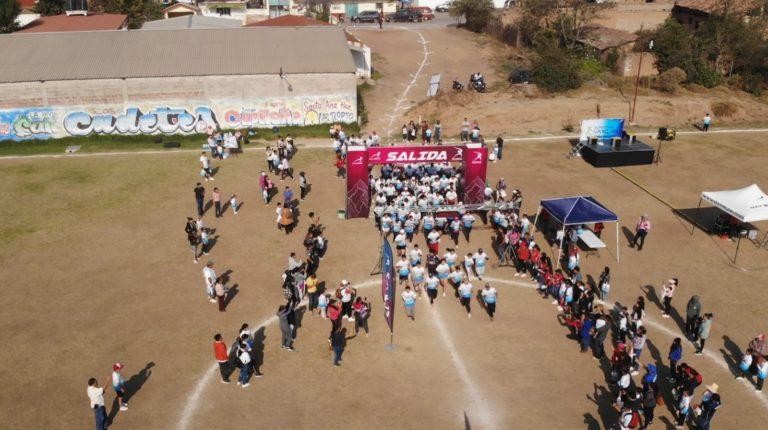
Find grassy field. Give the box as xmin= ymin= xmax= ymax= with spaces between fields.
xmin=0 ymin=124 xmax=358 ymax=156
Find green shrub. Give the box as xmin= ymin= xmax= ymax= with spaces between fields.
xmin=532 ymin=47 xmax=582 ymax=92
xmin=655 ymin=67 xmax=687 ymax=93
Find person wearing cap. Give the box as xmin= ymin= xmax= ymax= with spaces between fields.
xmin=87 ymin=378 xmax=108 ymax=430
xmin=111 ymin=363 xmax=128 ymax=411
xmin=693 ymin=384 xmax=720 ymax=429
xmin=629 ymin=214 xmax=651 ymax=251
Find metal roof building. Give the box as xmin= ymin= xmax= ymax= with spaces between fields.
xmin=0 ymin=27 xmax=356 ymax=83
xmin=0 ymin=27 xmax=358 ymax=141
xmin=141 ymin=15 xmax=244 ymax=31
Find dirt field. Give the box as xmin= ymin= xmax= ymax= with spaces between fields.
xmin=352 ymin=19 xmax=768 ymax=142
xmin=1 ymin=130 xmax=768 ymax=429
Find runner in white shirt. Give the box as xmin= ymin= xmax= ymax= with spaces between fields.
xmin=402 ymin=286 xmax=417 ymax=320
xmin=458 ymin=280 xmax=473 ymax=318
xmin=481 ymin=283 xmax=498 ymax=321
xmin=425 ymin=274 xmax=440 ymax=306
xmin=410 ymin=265 xmax=426 ymax=295
xmin=199 ymin=152 xmax=213 ymax=181
xmin=435 ymin=260 xmax=450 ymax=296
xmin=203 ymin=261 xmax=217 ymax=303
xmin=396 ymin=256 xmax=411 ymax=286
xmin=409 ymin=245 xmax=423 ymax=267
xmin=444 ymin=248 xmax=458 ymax=270
xmin=473 ymin=248 xmax=489 ymax=280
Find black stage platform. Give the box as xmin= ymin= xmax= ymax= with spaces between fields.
xmin=579 ymin=139 xmax=655 ymax=167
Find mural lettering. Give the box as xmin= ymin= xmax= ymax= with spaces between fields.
xmin=63 ymin=107 xmax=218 ymax=136
xmin=0 ymin=109 xmax=55 ymax=140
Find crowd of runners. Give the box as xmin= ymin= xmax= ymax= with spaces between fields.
xmin=83 ymin=123 xmax=768 ymax=430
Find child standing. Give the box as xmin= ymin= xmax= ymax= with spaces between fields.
xmin=318 ymin=293 xmax=330 ymax=319
xmin=230 ymin=195 xmax=238 ymax=215
xmin=111 ymin=363 xmax=129 ymax=411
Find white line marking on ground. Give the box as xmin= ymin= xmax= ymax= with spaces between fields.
xmin=425 ymin=302 xmax=497 ymax=429
xmin=384 ymin=27 xmax=429 ymax=138
xmin=177 ymin=279 xmax=379 ymax=430
xmin=483 ymin=276 xmax=768 ymax=411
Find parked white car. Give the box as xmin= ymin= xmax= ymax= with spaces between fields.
xmin=435 ymin=1 xmax=452 ymax=12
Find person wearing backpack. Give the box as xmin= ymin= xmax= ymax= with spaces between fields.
xmin=236 ymin=341 xmax=252 ymax=388
xmin=617 ymin=404 xmax=641 ymax=430
xmin=641 ymin=385 xmax=657 ymax=429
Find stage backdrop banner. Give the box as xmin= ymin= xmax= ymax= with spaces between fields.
xmin=367 ymin=145 xmax=464 ymax=165
xmin=463 ymin=144 xmax=488 ymax=204
xmin=346 ymin=146 xmax=371 ymax=218
xmin=579 ymin=118 xmax=625 ymax=142
xmin=381 ymin=238 xmax=396 ymax=333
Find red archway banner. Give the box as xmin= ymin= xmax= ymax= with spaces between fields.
xmin=345 ymin=144 xmax=488 ymax=219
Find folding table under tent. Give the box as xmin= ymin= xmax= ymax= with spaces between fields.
xmin=534 ymin=196 xmax=621 ymax=264
xmin=694 ymin=184 xmax=768 ymax=263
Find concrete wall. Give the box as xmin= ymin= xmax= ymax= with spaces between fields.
xmin=0 ymin=73 xmax=357 ymax=140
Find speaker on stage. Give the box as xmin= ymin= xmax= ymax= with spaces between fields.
xmin=611 ymin=137 xmax=622 ymax=148
xmin=589 ymin=137 xmax=598 ymax=146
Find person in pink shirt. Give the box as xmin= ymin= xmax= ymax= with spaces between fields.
xmin=629 ymin=214 xmax=651 ymax=251
xmin=212 ymin=187 xmax=222 ymax=218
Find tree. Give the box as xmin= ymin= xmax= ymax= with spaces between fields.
xmin=34 ymin=0 xmax=67 ymax=16
xmin=0 ymin=0 xmax=20 ymax=34
xmin=450 ymin=0 xmax=494 ymax=33
xmin=531 ymin=33 xmax=582 ymax=92
xmin=554 ymin=0 xmax=615 ymax=50
xmin=90 ymin=0 xmax=162 ymax=29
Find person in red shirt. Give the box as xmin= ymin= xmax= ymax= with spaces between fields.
xmin=515 ymin=241 xmax=530 ymax=277
xmin=334 ymin=158 xmax=346 ymax=179
xmin=213 ymin=334 xmax=231 ymax=383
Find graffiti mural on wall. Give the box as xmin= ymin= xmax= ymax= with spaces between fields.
xmin=0 ymin=96 xmax=356 ymax=141
xmin=0 ymin=109 xmax=56 ymax=140
xmin=222 ymin=97 xmax=356 ymax=128
xmin=63 ymin=107 xmax=218 ymax=137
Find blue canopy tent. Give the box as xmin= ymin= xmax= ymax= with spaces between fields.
xmin=534 ymin=196 xmax=620 ymax=263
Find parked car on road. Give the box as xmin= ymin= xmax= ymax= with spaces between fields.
xmin=435 ymin=1 xmax=452 ymax=12
xmin=387 ymin=8 xmax=424 ymax=22
xmin=351 ymin=10 xmax=381 ymax=23
xmin=411 ymin=6 xmax=435 ymax=20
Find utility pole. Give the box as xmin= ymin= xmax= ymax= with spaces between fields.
xmin=631 ymin=37 xmax=653 ymax=123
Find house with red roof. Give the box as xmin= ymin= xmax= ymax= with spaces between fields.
xmin=16 ymin=13 xmax=128 ymax=33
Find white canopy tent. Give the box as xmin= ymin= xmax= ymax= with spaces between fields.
xmin=694 ymin=184 xmax=768 ymax=262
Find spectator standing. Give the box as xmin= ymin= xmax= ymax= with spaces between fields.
xmin=496 ymin=135 xmax=504 ymax=160
xmin=629 ymin=214 xmax=651 ymax=250
xmin=236 ymin=342 xmax=252 ymax=387
xmin=353 ymin=297 xmax=371 ymax=336
xmin=694 ymin=385 xmax=721 ymax=429
xmin=685 ymin=295 xmax=702 ymax=338
xmin=200 ymin=152 xmax=214 ymax=181
xmin=299 ymin=172 xmax=309 ymax=200
xmin=277 ymin=305 xmax=295 ymax=351
xmin=661 ymin=278 xmax=677 ymax=317
xmin=210 ymin=187 xmax=221 ymax=217
xmin=668 ymin=338 xmax=683 ymax=381
xmin=194 ymin=183 xmax=205 ymax=217
xmin=203 ymin=261 xmax=217 ymax=303
xmin=87 ymin=378 xmax=108 ymax=430
xmin=702 ymin=113 xmax=712 ymax=132
xmin=695 ymin=313 xmax=714 ymax=355
xmin=331 ymin=327 xmax=347 ymax=366
xmin=213 ymin=334 xmax=231 ymax=383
